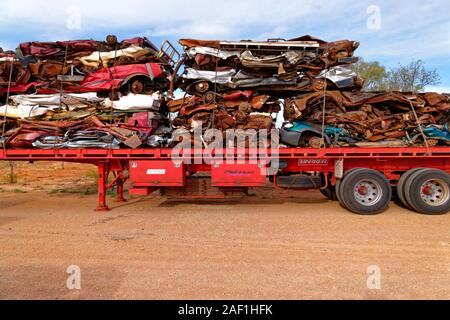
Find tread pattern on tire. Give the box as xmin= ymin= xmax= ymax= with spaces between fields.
xmin=337 ymin=168 xmax=367 ymax=210
xmin=397 ymin=168 xmax=425 ymax=209
xmin=340 ymin=168 xmax=392 ymax=215
xmin=404 ymin=168 xmax=450 ymax=215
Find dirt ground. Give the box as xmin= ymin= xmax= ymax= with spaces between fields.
xmin=0 ymin=162 xmax=449 ymax=300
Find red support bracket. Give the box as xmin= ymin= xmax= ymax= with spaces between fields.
xmin=95 ymin=161 xmax=110 ymax=212
xmin=111 ymin=170 xmax=127 ymax=203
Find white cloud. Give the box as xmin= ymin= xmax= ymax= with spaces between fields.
xmin=0 ymin=41 xmax=14 ymax=50
xmin=425 ymin=85 xmax=450 ymax=94
xmin=0 ymin=0 xmax=346 ymax=40
xmin=1 ymin=0 xmax=450 ymax=74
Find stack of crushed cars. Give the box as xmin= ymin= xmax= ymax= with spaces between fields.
xmin=170 ymin=36 xmax=362 ymax=135
xmin=1 ymin=34 xmax=450 ymax=150
xmin=173 ymin=35 xmax=450 ymax=147
xmin=0 ymin=35 xmax=172 ymax=96
xmin=0 ymin=35 xmax=177 ymax=149
xmin=0 ymin=92 xmax=172 ymax=149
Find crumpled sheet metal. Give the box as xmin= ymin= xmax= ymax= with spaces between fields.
xmin=1 ymin=93 xmax=104 ymax=119
xmin=283 ymin=90 xmax=450 ymax=145
xmin=1 ymin=90 xmax=172 ymax=149
xmin=10 ymin=93 xmax=103 ymax=107
xmin=0 ymin=36 xmax=169 ymax=95
xmin=181 ymin=66 xmax=358 ymax=91
xmin=102 ymin=92 xmax=162 ymax=111
xmin=77 ymin=45 xmax=154 ymax=69
xmin=178 ymin=35 xmax=360 ymax=95
xmin=170 ymin=92 xmax=279 ymax=132
xmin=5 ymin=112 xmax=167 ymax=149
xmin=186 ymin=46 xmax=240 ymax=60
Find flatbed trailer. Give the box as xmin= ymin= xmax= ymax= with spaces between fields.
xmin=1 ymin=146 xmax=450 ymax=215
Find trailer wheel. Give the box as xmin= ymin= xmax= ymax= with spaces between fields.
xmin=336 ymin=168 xmax=366 ymax=209
xmin=340 ymin=169 xmax=392 ymax=215
xmin=404 ymin=169 xmax=450 ymax=215
xmin=335 ymin=179 xmax=343 ymax=203
xmin=397 ymin=168 xmax=424 ymax=209
xmin=320 ymin=186 xmax=338 ymax=201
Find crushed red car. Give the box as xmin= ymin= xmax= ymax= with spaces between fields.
xmin=0 ymin=35 xmax=179 ymax=97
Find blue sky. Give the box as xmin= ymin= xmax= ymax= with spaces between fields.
xmin=1 ymin=0 xmax=450 ymax=92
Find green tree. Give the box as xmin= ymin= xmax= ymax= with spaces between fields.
xmin=351 ymin=58 xmax=440 ymax=92
xmin=350 ymin=58 xmax=387 ymax=91
xmin=384 ymin=59 xmax=440 ymax=92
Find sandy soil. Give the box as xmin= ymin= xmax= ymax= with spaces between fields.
xmin=0 ymin=162 xmax=449 ymax=300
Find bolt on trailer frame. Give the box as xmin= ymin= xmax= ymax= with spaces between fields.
xmin=1 ymin=146 xmax=450 ymax=214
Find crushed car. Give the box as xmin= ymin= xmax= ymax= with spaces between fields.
xmin=0 ymin=36 xmax=179 ymax=98
xmin=175 ymin=36 xmax=362 ymax=96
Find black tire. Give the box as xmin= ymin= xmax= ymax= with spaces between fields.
xmin=397 ymin=168 xmax=425 ymax=209
xmin=404 ymin=169 xmax=450 ymax=215
xmin=335 ymin=179 xmax=343 ymax=203
xmin=340 ymin=169 xmax=392 ymax=215
xmin=320 ymin=186 xmax=338 ymax=201
xmin=121 ymin=76 xmax=151 ymax=95
xmin=336 ymin=168 xmax=366 ymax=209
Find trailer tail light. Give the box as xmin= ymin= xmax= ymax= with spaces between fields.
xmin=211 ymin=163 xmax=267 ymax=187
xmin=130 ymin=160 xmax=186 ymax=187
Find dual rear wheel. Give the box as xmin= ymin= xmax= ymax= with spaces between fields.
xmin=397 ymin=168 xmax=450 ymax=215
xmin=330 ymin=167 xmax=450 ymax=215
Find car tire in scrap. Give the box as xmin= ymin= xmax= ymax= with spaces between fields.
xmin=404 ymin=168 xmax=450 ymax=215
xmin=340 ymin=168 xmax=392 ymax=215
xmin=131 ymin=79 xmax=145 ymax=94
xmin=396 ymin=167 xmax=425 ymax=210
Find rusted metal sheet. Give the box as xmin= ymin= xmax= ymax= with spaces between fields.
xmin=170 ymin=91 xmax=280 ymax=132
xmin=178 ymin=35 xmax=361 ymax=95
xmin=0 ymin=91 xmax=171 ymax=149
xmin=1 ymin=33 xmax=450 ymax=151
xmin=283 ymin=91 xmax=450 ymax=146
xmin=0 ymin=35 xmax=173 ymax=95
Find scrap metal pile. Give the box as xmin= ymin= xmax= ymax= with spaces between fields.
xmin=169 ymin=36 xmax=361 ymax=134
xmin=283 ymin=90 xmax=450 ymax=147
xmin=0 ymin=92 xmax=172 ymax=149
xmin=1 ymin=34 xmax=449 ymax=149
xmin=173 ymin=36 xmax=450 ymax=147
xmin=0 ymin=35 xmax=176 ymax=149
xmin=0 ymin=35 xmax=172 ymax=95
xmin=177 ymin=36 xmax=362 ymax=95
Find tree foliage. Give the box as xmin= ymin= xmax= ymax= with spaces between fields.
xmin=351 ymin=59 xmax=440 ymax=92
xmin=350 ymin=58 xmax=387 ymax=91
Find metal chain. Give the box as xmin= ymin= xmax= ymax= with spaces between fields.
xmin=409 ymin=99 xmax=430 ymax=153
xmin=56 ymin=42 xmax=70 ymax=151
xmin=1 ymin=56 xmax=16 ymax=180
xmin=108 ymin=41 xmax=119 ymax=151
xmin=320 ymin=44 xmax=329 ymax=150
xmin=1 ymin=57 xmax=14 ymax=151
xmin=211 ymin=48 xmax=220 ymax=131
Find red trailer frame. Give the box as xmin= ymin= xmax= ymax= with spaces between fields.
xmin=1 ymin=147 xmax=450 ymax=213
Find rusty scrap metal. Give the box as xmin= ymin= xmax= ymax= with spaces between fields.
xmin=283 ymin=91 xmax=450 ymax=146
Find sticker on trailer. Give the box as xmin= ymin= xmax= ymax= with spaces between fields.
xmin=298 ymin=159 xmax=329 ymax=166
xmin=224 ymin=170 xmax=259 ymax=176
xmin=146 ymin=169 xmax=166 ymax=175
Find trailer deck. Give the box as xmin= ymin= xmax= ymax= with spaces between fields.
xmin=1 ymin=147 xmax=450 ymax=215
